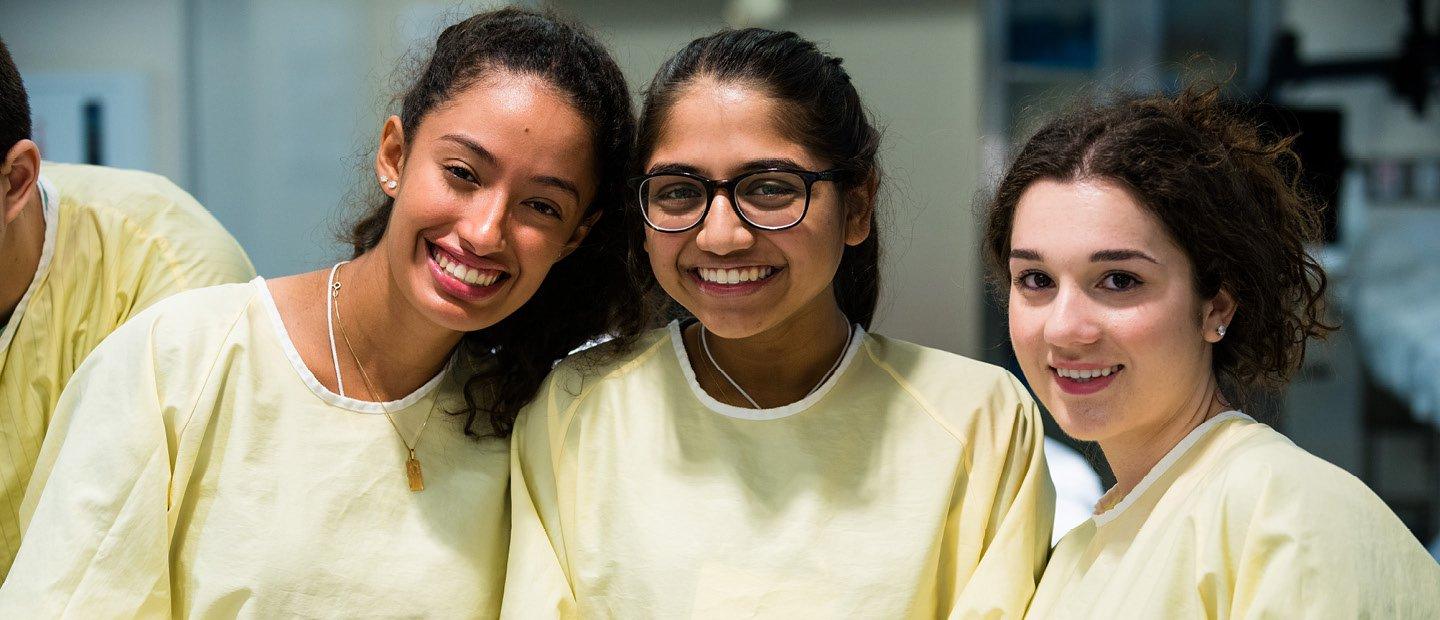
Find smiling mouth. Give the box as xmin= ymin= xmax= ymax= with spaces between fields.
xmin=692 ymin=266 xmax=779 ymax=285
xmin=1051 ymin=364 xmax=1124 ymax=382
xmin=428 ymin=242 xmax=508 ymax=288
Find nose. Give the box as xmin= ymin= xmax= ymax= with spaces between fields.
xmin=454 ymin=191 xmax=509 ymax=256
xmin=694 ymin=191 xmax=755 ymax=256
xmin=1043 ymin=284 xmax=1103 ymax=348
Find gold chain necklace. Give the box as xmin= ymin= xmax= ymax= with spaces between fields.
xmin=329 ymin=263 xmax=437 ymax=492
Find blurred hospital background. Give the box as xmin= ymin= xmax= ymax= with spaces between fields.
xmin=2 ymin=0 xmax=1438 ymax=552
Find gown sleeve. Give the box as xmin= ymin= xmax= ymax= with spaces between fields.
xmin=1227 ymin=457 xmax=1440 ymax=619
xmin=502 ymin=370 xmax=582 ymax=620
xmin=0 ymin=312 xmax=175 ymax=617
xmin=114 ymin=178 xmax=255 ymax=314
xmin=0 ymin=287 xmax=243 ymax=618
xmin=950 ymin=375 xmax=1055 ymax=618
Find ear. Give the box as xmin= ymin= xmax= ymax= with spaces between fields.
xmin=559 ymin=209 xmax=602 ymax=260
xmin=1202 ymin=287 xmax=1238 ymax=344
xmin=2 ymin=140 xmax=42 ymax=226
xmin=374 ymin=115 xmax=406 ymax=198
xmin=843 ymin=170 xmax=878 ymax=247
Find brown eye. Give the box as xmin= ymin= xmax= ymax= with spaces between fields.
xmin=445 ymin=165 xmax=477 ymax=184
xmin=1015 ymin=271 xmax=1053 ymax=290
xmin=1100 ymin=272 xmax=1142 ymax=291
xmin=526 ymin=200 xmax=561 ymax=219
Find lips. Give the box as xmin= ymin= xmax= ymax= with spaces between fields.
xmin=1053 ymin=364 xmax=1122 ymax=380
xmin=695 ymin=266 xmax=776 ymax=285
xmin=1050 ymin=364 xmax=1124 ymax=396
xmin=687 ymin=265 xmax=782 ymax=296
xmin=426 ymin=241 xmax=509 ymax=302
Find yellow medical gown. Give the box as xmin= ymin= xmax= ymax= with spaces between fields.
xmin=0 ymin=280 xmax=508 ymax=617
xmin=504 ymin=322 xmax=1054 ymax=618
xmin=0 ymin=163 xmax=254 ymax=576
xmin=1026 ymin=411 xmax=1440 ymax=618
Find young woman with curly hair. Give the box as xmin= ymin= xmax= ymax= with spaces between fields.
xmin=0 ymin=8 xmax=642 ymax=617
xmin=984 ymin=85 xmax=1440 ymax=617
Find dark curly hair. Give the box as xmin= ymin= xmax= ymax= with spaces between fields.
xmin=348 ymin=7 xmax=645 ymax=438
xmin=632 ymin=28 xmax=883 ymax=327
xmin=983 ymin=83 xmax=1335 ymax=400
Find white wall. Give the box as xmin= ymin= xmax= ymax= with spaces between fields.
xmin=2 ymin=0 xmax=989 ymax=355
xmin=0 ymin=0 xmax=189 ymax=182
xmin=191 ymin=0 xmax=374 ymax=275
xmin=558 ymin=0 xmax=988 ymax=356
xmin=189 ymin=0 xmax=513 ymax=277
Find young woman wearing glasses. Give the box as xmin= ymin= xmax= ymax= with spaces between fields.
xmin=502 ymin=28 xmax=1054 ymax=618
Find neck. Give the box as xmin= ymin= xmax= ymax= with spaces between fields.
xmin=1097 ymin=374 xmax=1230 ymax=504
xmin=687 ymin=293 xmax=853 ymax=408
xmin=333 ymin=253 xmax=464 ymax=400
xmin=0 ymin=193 xmax=46 ymax=324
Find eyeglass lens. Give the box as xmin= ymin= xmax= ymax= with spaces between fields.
xmin=641 ymin=171 xmax=809 ymax=230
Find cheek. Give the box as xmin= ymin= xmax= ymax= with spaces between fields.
xmin=513 ymin=225 xmax=572 ymax=269
xmin=1106 ymin=306 xmax=1203 ymax=379
xmin=1124 ymin=296 xmax=1189 ymax=340
xmin=390 ymin=191 xmax=456 ymax=236
xmin=778 ymin=221 xmax=845 ymax=276
xmin=642 ymin=233 xmax=684 ymax=277
xmin=1007 ymin=301 xmax=1046 ymax=355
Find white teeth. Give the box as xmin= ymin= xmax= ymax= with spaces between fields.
xmin=698 ymin=266 xmax=775 ymax=284
xmin=1055 ymin=365 xmax=1122 ymax=381
xmin=433 ymin=248 xmax=501 ymax=287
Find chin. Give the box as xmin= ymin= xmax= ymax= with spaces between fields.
xmin=689 ymin=308 xmax=774 ymax=339
xmin=407 ymin=276 xmax=505 ymax=334
xmin=1049 ymin=402 xmax=1119 ymax=443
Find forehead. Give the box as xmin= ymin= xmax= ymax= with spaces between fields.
xmin=1011 ymin=178 xmax=1183 ymax=261
xmin=647 ymin=78 xmax=819 ymax=173
xmin=417 ymin=72 xmax=595 ymax=170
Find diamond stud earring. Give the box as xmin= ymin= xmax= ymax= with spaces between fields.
xmin=379 ymin=175 xmax=397 ymax=190
xmin=1216 ymin=324 xmax=1227 ymax=338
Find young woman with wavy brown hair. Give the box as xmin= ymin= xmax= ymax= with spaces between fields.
xmin=984 ymin=85 xmax=1440 ymax=617
xmin=0 ymin=8 xmax=642 ymax=617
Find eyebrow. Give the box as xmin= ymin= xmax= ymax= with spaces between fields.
xmin=442 ymin=133 xmax=580 ymax=201
xmin=645 ymin=158 xmax=811 ymax=177
xmin=738 ymin=158 xmax=806 ymax=173
xmin=1008 ymin=248 xmax=1160 ymax=264
xmin=533 ymin=174 xmax=581 ymax=202
xmin=441 ymin=134 xmax=497 ymax=167
xmin=1090 ymin=249 xmax=1159 ymax=264
xmin=646 ymin=162 xmax=703 ymax=176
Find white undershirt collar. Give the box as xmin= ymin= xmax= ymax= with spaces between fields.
xmin=252 ymin=276 xmax=453 ymax=414
xmin=1092 ymin=409 xmax=1253 ymax=526
xmin=0 ymin=176 xmax=59 ymax=360
xmin=668 ymin=319 xmax=866 ymax=421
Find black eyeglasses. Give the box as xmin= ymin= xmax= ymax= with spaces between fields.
xmin=630 ymin=168 xmax=845 ymax=232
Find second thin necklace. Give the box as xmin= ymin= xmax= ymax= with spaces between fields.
xmin=700 ymin=320 xmax=853 ymax=409
xmin=327 ymin=261 xmax=436 ymax=492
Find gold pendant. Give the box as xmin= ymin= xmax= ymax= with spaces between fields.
xmin=406 ymin=455 xmax=425 ymax=492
